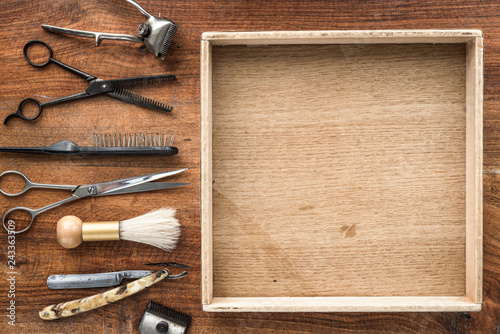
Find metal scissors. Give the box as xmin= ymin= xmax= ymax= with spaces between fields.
xmin=3 ymin=40 xmax=176 ymax=125
xmin=1 ymin=169 xmax=189 ymax=234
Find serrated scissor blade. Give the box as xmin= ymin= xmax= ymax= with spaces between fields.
xmin=108 ymin=88 xmax=173 ymax=112
xmin=111 ymin=74 xmax=176 ymax=90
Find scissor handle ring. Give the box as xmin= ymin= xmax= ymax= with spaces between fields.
xmin=2 ymin=207 xmax=36 ymax=234
xmin=17 ymin=98 xmax=43 ymax=121
xmin=23 ymin=40 xmax=53 ymax=67
xmin=0 ymin=170 xmax=32 ymax=196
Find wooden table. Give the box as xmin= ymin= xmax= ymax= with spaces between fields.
xmin=0 ymin=0 xmax=498 ymax=332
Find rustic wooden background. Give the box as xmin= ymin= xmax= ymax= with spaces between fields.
xmin=0 ymin=0 xmax=498 ymax=333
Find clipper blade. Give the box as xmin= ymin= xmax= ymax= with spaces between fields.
xmin=139 ymin=301 xmax=191 ymax=334
xmin=158 ymin=22 xmax=178 ymax=60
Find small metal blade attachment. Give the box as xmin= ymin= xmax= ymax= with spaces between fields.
xmin=139 ymin=300 xmax=191 ymax=334
xmin=108 ymin=89 xmax=173 ymax=112
xmin=158 ymin=23 xmax=178 ymax=59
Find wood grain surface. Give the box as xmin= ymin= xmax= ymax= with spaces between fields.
xmin=0 ymin=0 xmax=497 ymax=333
xmin=211 ymin=43 xmax=468 ymax=298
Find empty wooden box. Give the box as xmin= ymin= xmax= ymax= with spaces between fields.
xmin=201 ymin=30 xmax=483 ymax=312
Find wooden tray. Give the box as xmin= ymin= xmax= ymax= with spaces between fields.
xmin=200 ymin=30 xmax=483 ymax=312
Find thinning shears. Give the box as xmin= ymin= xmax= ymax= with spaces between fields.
xmin=1 ymin=169 xmax=189 ymax=234
xmin=3 ymin=40 xmax=176 ymax=125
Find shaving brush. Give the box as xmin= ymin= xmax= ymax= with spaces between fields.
xmin=56 ymin=208 xmax=180 ymax=251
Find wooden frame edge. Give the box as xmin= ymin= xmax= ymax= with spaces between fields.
xmin=201 ymin=39 xmax=213 ymax=305
xmin=200 ymin=30 xmax=484 ymax=312
xmin=465 ymin=35 xmax=484 ymax=304
xmin=203 ymin=297 xmax=481 ymax=313
xmin=201 ymin=30 xmax=483 ymax=45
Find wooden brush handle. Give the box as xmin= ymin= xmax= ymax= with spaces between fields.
xmin=57 ymin=216 xmax=120 ymax=248
xmin=39 ymin=269 xmax=169 ymax=320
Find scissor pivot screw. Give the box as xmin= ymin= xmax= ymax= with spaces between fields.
xmin=138 ymin=23 xmax=150 ymax=37
xmin=101 ymin=84 xmax=108 ymax=90
xmin=87 ymin=186 xmax=96 ymax=194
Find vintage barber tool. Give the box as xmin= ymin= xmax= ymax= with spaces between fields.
xmin=57 ymin=207 xmax=180 ymax=251
xmin=40 ymin=269 xmax=188 ymax=320
xmin=48 ymin=270 xmax=154 ymax=289
xmin=1 ymin=169 xmax=189 ymax=234
xmin=139 ymin=301 xmax=191 ymax=334
xmin=0 ymin=133 xmax=177 ymax=156
xmin=3 ymin=40 xmax=176 ymax=125
xmin=42 ymin=0 xmax=178 ymax=60
xmin=47 ymin=269 xmax=187 ymax=289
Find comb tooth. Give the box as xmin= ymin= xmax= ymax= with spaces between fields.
xmin=91 ymin=133 xmax=177 ymax=148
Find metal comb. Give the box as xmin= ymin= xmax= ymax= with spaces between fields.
xmin=0 ymin=133 xmax=177 ymax=156
xmin=42 ymin=0 xmax=178 ymax=60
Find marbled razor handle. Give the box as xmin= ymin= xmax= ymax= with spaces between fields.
xmin=39 ymin=269 xmax=169 ymax=320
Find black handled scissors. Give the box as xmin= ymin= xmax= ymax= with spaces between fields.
xmin=3 ymin=40 xmax=176 ymax=124
xmin=1 ymin=169 xmax=189 ymax=234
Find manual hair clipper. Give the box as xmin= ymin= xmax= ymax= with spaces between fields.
xmin=139 ymin=301 xmax=191 ymax=334
xmin=42 ymin=0 xmax=178 ymax=60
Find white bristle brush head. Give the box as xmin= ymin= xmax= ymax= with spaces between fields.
xmin=119 ymin=207 xmax=180 ymax=251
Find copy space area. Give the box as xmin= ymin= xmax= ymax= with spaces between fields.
xmin=211 ymin=44 xmax=466 ymax=297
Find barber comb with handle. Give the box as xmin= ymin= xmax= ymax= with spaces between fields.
xmin=0 ymin=133 xmax=177 ymax=156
